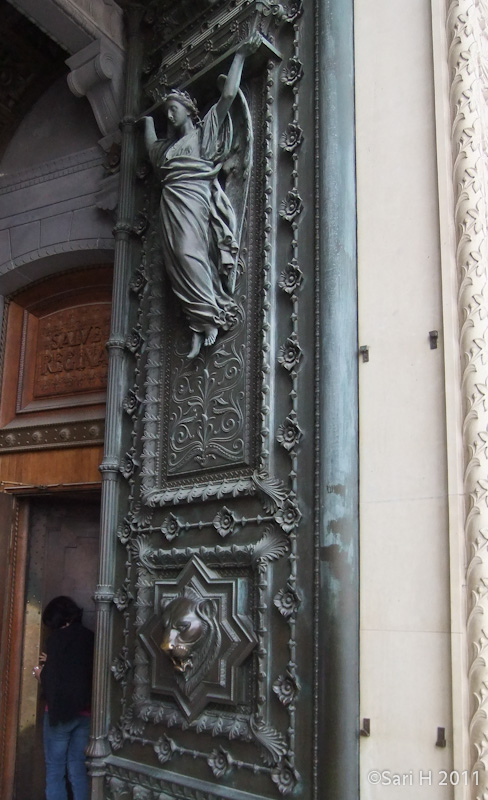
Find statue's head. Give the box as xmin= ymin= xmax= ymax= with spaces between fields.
xmin=163 ymin=89 xmax=199 ymax=124
xmin=159 ymin=589 xmax=220 ymax=686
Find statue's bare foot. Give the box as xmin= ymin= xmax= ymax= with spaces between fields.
xmin=187 ymin=332 xmax=204 ymax=359
xmin=204 ymin=327 xmax=218 ymax=347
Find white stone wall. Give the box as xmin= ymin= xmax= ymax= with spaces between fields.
xmin=356 ymin=0 xmax=462 ymax=796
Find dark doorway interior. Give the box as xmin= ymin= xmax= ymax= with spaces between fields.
xmin=14 ymin=495 xmax=100 ymax=800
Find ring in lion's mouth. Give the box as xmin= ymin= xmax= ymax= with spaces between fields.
xmin=170 ymin=653 xmax=193 ymax=673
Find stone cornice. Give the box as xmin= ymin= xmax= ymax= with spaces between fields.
xmin=6 ymin=0 xmax=124 ymax=54
xmin=7 ymin=1 xmax=126 ymax=140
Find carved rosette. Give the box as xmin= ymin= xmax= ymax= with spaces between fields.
xmin=447 ymin=0 xmax=488 ymax=794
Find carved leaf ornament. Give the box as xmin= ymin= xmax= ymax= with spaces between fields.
xmin=252 ymin=469 xmax=288 ymax=512
xmin=252 ymin=529 xmax=290 ymax=566
xmin=249 ymin=714 xmax=288 ymax=765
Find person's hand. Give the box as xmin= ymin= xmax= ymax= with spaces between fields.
xmin=237 ymin=33 xmax=261 ymax=58
xmin=32 ymin=651 xmax=46 ymax=681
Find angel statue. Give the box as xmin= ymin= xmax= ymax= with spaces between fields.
xmin=141 ymin=35 xmax=259 ymax=359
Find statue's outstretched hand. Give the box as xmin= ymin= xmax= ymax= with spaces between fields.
xmin=237 ymin=32 xmax=262 ymax=58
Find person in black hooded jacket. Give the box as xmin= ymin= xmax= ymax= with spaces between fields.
xmin=33 ymin=596 xmax=94 ymax=800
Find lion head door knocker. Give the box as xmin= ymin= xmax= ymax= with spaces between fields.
xmin=159 ymin=588 xmax=222 ymax=695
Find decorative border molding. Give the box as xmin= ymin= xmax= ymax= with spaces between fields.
xmin=447 ymin=0 xmax=488 ymax=795
xmin=0 ymin=147 xmax=103 ymax=193
xmin=105 ymin=757 xmax=271 ymax=800
xmin=0 ymin=420 xmax=105 ymax=452
xmin=1 ymin=240 xmax=115 ymax=274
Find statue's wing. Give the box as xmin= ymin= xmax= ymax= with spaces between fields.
xmin=219 ymin=84 xmax=253 ymax=294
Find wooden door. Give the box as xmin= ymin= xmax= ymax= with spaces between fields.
xmin=0 ymin=494 xmax=24 ymax=800
xmin=0 ymin=263 xmax=112 ymax=798
xmin=12 ymin=495 xmax=100 ymax=800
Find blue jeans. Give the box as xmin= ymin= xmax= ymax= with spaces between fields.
xmin=43 ymin=713 xmax=91 ymax=800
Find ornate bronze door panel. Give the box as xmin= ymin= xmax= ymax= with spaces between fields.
xmin=91 ymin=2 xmax=359 ymax=799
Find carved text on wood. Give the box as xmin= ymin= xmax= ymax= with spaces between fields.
xmin=32 ymin=304 xmax=111 ymax=399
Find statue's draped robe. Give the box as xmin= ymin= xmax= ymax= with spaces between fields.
xmin=150 ymin=106 xmax=239 ymax=336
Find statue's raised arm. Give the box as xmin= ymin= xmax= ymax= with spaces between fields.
xmin=141 ymin=114 xmax=158 ymax=151
xmin=214 ymin=33 xmax=261 ymax=128
xmin=142 ymin=37 xmax=259 ymax=359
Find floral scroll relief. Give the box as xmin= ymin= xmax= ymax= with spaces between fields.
xmin=447 ymin=0 xmax=488 ymax=794
xmin=168 ymin=336 xmax=246 ymax=473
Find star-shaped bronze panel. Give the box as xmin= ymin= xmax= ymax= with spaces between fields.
xmin=139 ymin=556 xmax=257 ymax=719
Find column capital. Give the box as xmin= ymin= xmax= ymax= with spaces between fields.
xmin=67 ymin=37 xmax=124 ymax=138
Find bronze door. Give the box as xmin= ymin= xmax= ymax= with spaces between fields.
xmin=91 ymin=2 xmax=359 ymax=799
